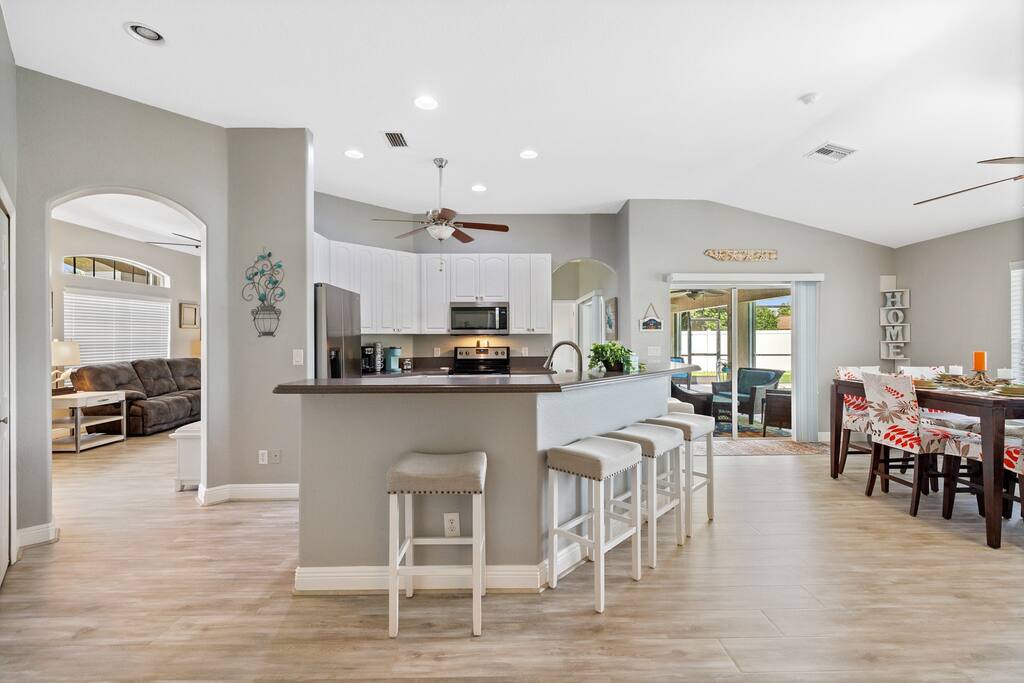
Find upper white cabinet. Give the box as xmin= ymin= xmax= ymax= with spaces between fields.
xmin=419 ymin=254 xmax=450 ymax=333
xmin=394 ymin=250 xmax=419 ymax=333
xmin=330 ymin=241 xmax=356 ymax=291
xmin=313 ymin=232 xmax=331 ymax=284
xmin=509 ymin=253 xmax=552 ymax=334
xmin=449 ymin=254 xmax=509 ymax=302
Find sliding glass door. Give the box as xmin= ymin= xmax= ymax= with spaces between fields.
xmin=672 ymin=286 xmax=792 ymax=439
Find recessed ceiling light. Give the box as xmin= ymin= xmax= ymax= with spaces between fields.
xmin=123 ymin=22 xmax=164 ymax=44
xmin=519 ymin=149 xmax=538 ymax=160
xmin=344 ymin=149 xmax=365 ymax=159
xmin=413 ymin=95 xmax=439 ymax=111
xmin=471 ymin=184 xmax=487 ymax=192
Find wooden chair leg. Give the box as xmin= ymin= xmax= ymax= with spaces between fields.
xmin=865 ymin=442 xmax=881 ymax=497
xmin=838 ymin=429 xmax=851 ymax=474
xmin=899 ymin=446 xmax=909 ymax=473
xmin=1003 ymin=474 xmax=1016 ymax=520
xmin=942 ymin=455 xmax=959 ymax=519
xmin=929 ymin=454 xmax=940 ymax=493
xmin=969 ymin=463 xmax=985 ymax=517
xmin=910 ymin=454 xmax=926 ymax=517
xmin=881 ymin=446 xmax=891 ymax=494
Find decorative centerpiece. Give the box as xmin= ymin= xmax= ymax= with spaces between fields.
xmin=242 ymin=248 xmax=286 ymax=337
xmin=588 ymin=341 xmax=637 ymax=374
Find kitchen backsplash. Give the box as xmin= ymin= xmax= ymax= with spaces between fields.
xmin=361 ymin=333 xmax=553 ymax=359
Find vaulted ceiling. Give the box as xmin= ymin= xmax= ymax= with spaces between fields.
xmin=4 ymin=0 xmax=1022 ymax=247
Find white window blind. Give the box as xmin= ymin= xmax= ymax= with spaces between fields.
xmin=1012 ymin=263 xmax=1023 ymax=383
xmin=64 ymin=289 xmax=170 ymax=365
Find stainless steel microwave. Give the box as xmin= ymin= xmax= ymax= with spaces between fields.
xmin=449 ymin=302 xmax=509 ymax=335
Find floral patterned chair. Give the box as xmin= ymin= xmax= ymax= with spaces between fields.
xmin=862 ymin=372 xmax=956 ymax=516
xmin=897 ymin=366 xmax=980 ymax=432
xmin=835 ymin=367 xmax=876 ymax=474
xmin=941 ymin=427 xmax=1024 ymax=522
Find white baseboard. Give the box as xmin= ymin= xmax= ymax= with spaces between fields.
xmin=294 ymin=542 xmax=586 ymax=594
xmin=197 ymin=483 xmax=298 ymax=506
xmin=17 ymin=521 xmax=59 ymax=552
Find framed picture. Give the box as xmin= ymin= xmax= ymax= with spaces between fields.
xmin=179 ymin=302 xmax=200 ymax=329
xmin=604 ymin=297 xmax=618 ymax=341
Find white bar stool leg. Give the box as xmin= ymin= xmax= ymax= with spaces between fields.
xmin=684 ymin=440 xmax=694 ymax=538
xmin=472 ymin=493 xmax=483 ymax=636
xmin=404 ymin=494 xmax=415 ymax=598
xmin=481 ymin=492 xmax=487 ymax=597
xmin=388 ymin=493 xmax=400 ymax=638
xmin=646 ymin=458 xmax=658 ymax=569
xmin=672 ymin=447 xmax=684 ymax=546
xmin=706 ymin=432 xmax=715 ymax=521
xmin=630 ymin=463 xmax=641 ymax=581
xmin=548 ymin=469 xmax=558 ymax=589
xmin=592 ymin=479 xmax=605 ymax=613
xmin=580 ymin=477 xmax=593 ymax=561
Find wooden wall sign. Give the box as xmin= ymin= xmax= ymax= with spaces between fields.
xmin=704 ymin=249 xmax=778 ymax=262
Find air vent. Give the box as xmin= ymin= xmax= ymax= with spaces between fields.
xmin=384 ymin=132 xmax=408 ymax=148
xmin=804 ymin=142 xmax=856 ymax=164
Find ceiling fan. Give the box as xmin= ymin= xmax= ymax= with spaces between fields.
xmin=914 ymin=157 xmax=1024 ymax=205
xmin=146 ymin=232 xmax=201 ymax=249
xmin=372 ymin=158 xmax=509 ymax=243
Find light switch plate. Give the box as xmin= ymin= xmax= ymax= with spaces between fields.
xmin=292 ymin=349 xmax=304 ymax=366
xmin=270 ymin=449 xmax=282 ymax=464
xmin=522 ymin=347 xmax=529 ymax=356
xmin=647 ymin=346 xmax=662 ymax=357
xmin=257 ymin=449 xmax=269 ymax=465
xmin=434 ymin=347 xmax=441 ymax=357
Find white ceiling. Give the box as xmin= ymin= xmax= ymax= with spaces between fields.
xmin=4 ymin=0 xmax=1022 ymax=247
xmin=52 ymin=193 xmax=201 ymax=255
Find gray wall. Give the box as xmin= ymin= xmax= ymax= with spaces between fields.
xmin=624 ymin=199 xmax=897 ymax=432
xmin=314 ymin=192 xmax=414 ymax=250
xmin=0 ymin=6 xmax=15 ymax=200
xmin=894 ymin=218 xmax=1024 ymax=370
xmin=50 ymin=220 xmax=201 ymax=359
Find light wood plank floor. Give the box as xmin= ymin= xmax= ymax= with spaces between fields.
xmin=2 ymin=434 xmax=1023 ymax=680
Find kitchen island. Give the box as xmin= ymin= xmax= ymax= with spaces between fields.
xmin=275 ymin=364 xmax=695 ymax=593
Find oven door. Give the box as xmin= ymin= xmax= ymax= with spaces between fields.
xmin=449 ymin=302 xmax=509 ymax=335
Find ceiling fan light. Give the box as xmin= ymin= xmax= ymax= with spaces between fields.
xmin=426 ymin=224 xmax=455 ymax=241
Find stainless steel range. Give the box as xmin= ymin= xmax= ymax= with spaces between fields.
xmin=450 ymin=346 xmax=511 ymax=375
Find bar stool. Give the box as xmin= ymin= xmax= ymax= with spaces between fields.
xmin=547 ymin=436 xmax=642 ymax=613
xmin=386 ymin=450 xmax=487 ymax=637
xmin=644 ymin=407 xmax=716 ymax=537
xmin=601 ymin=422 xmax=685 ymax=568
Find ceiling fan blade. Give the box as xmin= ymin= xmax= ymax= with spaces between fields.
xmin=913 ymin=175 xmax=1024 ymax=205
xmin=373 ymin=218 xmax=426 ymax=223
xmin=453 ymin=221 xmax=510 ymax=232
xmin=437 ymin=207 xmax=457 ymax=222
xmin=394 ymin=226 xmax=429 ymax=239
xmin=451 ymin=228 xmax=475 ymax=243
xmin=171 ymin=232 xmax=202 ymax=243
xmin=147 ymin=241 xmax=200 ymax=248
xmin=978 ymin=157 xmax=1024 ymax=165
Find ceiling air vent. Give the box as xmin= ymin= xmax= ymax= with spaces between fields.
xmin=804 ymin=142 xmax=856 ymax=164
xmin=384 ymin=131 xmax=408 ymax=148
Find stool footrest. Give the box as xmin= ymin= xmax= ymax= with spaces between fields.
xmin=553 ymin=527 xmax=592 ymax=548
xmin=606 ymin=527 xmax=636 ymax=552
xmin=412 ymin=536 xmax=473 ymax=546
xmin=561 ymin=511 xmax=594 ymax=532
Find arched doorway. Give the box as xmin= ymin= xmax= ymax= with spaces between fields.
xmin=551 ymin=258 xmax=618 ymax=373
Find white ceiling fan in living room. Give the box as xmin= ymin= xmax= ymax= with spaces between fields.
xmin=914 ymin=157 xmax=1024 ymax=205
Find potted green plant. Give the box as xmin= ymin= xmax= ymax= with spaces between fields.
xmin=588 ymin=341 xmax=636 ymax=373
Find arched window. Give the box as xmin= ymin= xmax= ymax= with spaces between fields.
xmin=62 ymin=255 xmax=170 ymax=288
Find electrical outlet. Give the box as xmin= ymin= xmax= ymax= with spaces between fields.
xmin=257 ymin=449 xmax=269 ymax=465
xmin=270 ymin=448 xmax=282 ymax=464
xmin=292 ymin=349 xmax=304 ymax=366
xmin=521 ymin=347 xmax=529 ymax=356
xmin=647 ymin=346 xmax=662 ymax=357
xmin=434 ymin=347 xmax=441 ymax=357
xmin=443 ymin=512 xmax=461 ymax=537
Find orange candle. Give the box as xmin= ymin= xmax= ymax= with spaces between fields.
xmin=973 ymin=351 xmax=988 ymax=372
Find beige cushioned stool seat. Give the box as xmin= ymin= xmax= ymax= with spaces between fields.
xmin=645 ymin=412 xmax=716 ymax=440
xmin=602 ymin=423 xmax=683 ymax=458
xmin=387 ymin=451 xmax=487 ymax=495
xmin=547 ymin=436 xmax=641 ymax=481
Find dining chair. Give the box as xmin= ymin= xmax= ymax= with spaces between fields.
xmin=835 ymin=366 xmax=876 ymax=474
xmin=862 ymin=372 xmax=956 ymax=516
xmin=941 ymin=429 xmax=1024 ymax=522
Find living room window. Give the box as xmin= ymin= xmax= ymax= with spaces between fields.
xmin=62 ymin=255 xmax=169 ymax=287
xmin=63 ymin=289 xmax=171 ymax=365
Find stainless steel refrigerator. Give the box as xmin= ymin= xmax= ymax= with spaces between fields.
xmin=313 ymin=283 xmax=361 ymax=378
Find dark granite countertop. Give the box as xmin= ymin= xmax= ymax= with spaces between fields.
xmin=274 ymin=364 xmax=698 ymax=395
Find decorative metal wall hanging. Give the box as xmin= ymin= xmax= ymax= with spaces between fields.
xmin=704 ymin=248 xmax=778 ymax=262
xmin=242 ymin=248 xmax=286 ymax=337
xmin=639 ymin=302 xmax=663 ymax=332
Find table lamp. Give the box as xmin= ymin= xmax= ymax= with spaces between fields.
xmin=51 ymin=339 xmax=81 ymax=391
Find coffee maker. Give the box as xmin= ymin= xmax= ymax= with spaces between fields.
xmin=361 ymin=345 xmax=379 ymax=374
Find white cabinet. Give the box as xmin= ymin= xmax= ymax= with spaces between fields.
xmin=509 ymin=253 xmax=552 ymax=334
xmin=313 ymin=232 xmax=331 ymax=284
xmin=330 ymin=241 xmax=356 ymax=291
xmin=449 ymin=253 xmax=509 ymax=302
xmin=354 ymin=245 xmax=376 ymax=333
xmin=375 ymin=249 xmax=397 ymax=332
xmin=395 ymin=250 xmax=419 ymax=333
xmin=419 ymin=254 xmax=449 ymax=333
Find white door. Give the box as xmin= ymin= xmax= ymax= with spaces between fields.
xmin=449 ymin=254 xmax=480 ymax=302
xmin=395 ymin=251 xmax=418 ymax=333
xmin=355 ymin=246 xmax=376 ymax=332
xmin=330 ymin=241 xmax=355 ymax=291
xmin=551 ymin=300 xmax=578 ymax=374
xmin=507 ymin=254 xmax=531 ymax=333
xmin=578 ymin=297 xmax=596 ymax=359
xmin=420 ymin=255 xmax=449 ymax=333
xmin=529 ymin=254 xmax=552 ymax=333
xmin=479 ymin=254 xmax=509 ymax=302
xmin=375 ymin=249 xmax=397 ymax=333
xmin=1 ymin=207 xmax=10 ymax=584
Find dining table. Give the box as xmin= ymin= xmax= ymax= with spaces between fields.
xmin=830 ymin=378 xmax=1024 ymax=548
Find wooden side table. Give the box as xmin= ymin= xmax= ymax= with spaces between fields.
xmin=51 ymin=391 xmax=127 ymax=454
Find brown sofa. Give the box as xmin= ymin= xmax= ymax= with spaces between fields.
xmin=70 ymin=358 xmax=200 ymax=435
